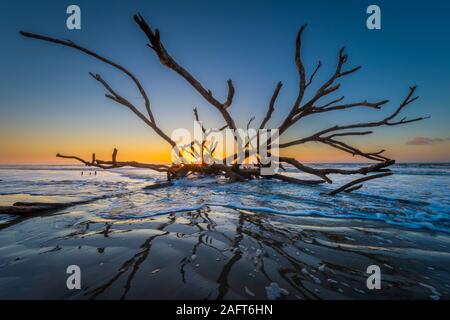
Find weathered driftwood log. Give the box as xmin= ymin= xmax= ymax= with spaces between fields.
xmin=0 ymin=196 xmax=108 ymax=215
xmin=19 ymin=14 xmax=428 ymax=195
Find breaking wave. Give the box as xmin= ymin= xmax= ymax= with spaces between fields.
xmin=1 ymin=163 xmax=449 ymax=233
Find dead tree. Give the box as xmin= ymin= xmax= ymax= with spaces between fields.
xmin=19 ymin=14 xmax=428 ymax=195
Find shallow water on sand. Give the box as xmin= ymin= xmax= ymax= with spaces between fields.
xmin=0 ymin=164 xmax=449 ymax=299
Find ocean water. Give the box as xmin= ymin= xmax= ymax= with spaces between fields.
xmin=0 ymin=163 xmax=449 ymax=233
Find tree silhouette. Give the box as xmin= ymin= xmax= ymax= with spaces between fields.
xmin=20 ymin=14 xmax=428 ymax=195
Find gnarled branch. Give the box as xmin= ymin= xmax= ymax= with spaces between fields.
xmin=56 ymin=151 xmax=169 ymax=172
xmin=326 ymin=172 xmax=393 ymax=195
xmin=20 ymin=31 xmax=175 ymax=147
xmin=133 ymin=14 xmax=237 ymax=130
xmin=260 ymin=81 xmax=283 ymax=129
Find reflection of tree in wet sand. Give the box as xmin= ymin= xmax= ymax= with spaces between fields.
xmin=80 ymin=208 xmax=318 ymax=299
xmin=84 ymin=215 xmax=175 ymax=299
xmin=215 ymin=212 xmax=244 ymax=299
xmin=179 ymin=210 xmax=230 ymax=285
xmin=218 ymin=210 xmax=323 ymax=299
xmin=75 ymin=206 xmax=433 ymax=300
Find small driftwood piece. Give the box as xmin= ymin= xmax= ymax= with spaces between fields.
xmin=143 ymin=181 xmax=173 ymax=190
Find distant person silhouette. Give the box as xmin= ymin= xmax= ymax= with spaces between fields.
xmin=81 ymin=171 xmax=83 ymax=176
xmin=94 ymin=171 xmax=97 ymax=176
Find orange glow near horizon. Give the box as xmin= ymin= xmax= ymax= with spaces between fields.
xmin=1 ymin=137 xmax=449 ymax=164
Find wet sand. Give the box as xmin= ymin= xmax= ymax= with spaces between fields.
xmin=0 ymin=204 xmax=449 ymax=300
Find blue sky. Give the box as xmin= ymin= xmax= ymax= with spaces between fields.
xmin=0 ymin=0 xmax=449 ymax=163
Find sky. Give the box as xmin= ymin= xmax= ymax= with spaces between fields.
xmin=0 ymin=0 xmax=449 ymax=164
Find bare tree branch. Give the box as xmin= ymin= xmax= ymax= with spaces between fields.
xmin=20 ymin=31 xmax=155 ymax=122
xmin=271 ymin=174 xmax=326 ymax=185
xmin=246 ymin=116 xmax=255 ymax=130
xmin=19 ymin=31 xmax=176 ymax=147
xmin=280 ymin=86 xmax=428 ymax=150
xmin=315 ymin=99 xmax=389 ymax=113
xmin=56 ymin=152 xmax=170 ymax=172
xmin=305 ymin=61 xmax=322 ymax=88
xmin=279 ymin=42 xmax=363 ymax=136
xmin=260 ymin=81 xmax=282 ymax=129
xmin=133 ymin=14 xmax=237 ymax=130
xmin=326 ymin=172 xmax=393 ymax=195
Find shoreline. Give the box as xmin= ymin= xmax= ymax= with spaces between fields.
xmin=0 ymin=206 xmax=449 ymax=299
